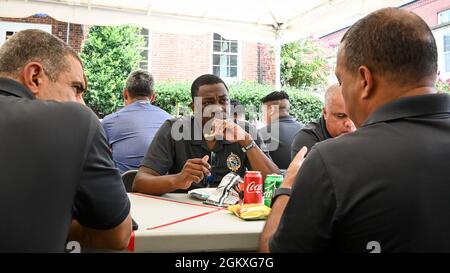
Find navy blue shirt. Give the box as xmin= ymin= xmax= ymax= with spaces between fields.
xmin=259 ymin=115 xmax=304 ymax=169
xmin=141 ymin=117 xmax=269 ymax=191
xmin=102 ymin=100 xmax=171 ymax=173
xmin=0 ymin=78 xmax=130 ymax=252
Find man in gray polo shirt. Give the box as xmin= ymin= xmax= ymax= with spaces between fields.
xmin=134 ymin=74 xmax=279 ymax=195
xmin=291 ymin=84 xmax=355 ymax=159
xmin=261 ymin=8 xmax=450 ymax=252
xmin=0 ymin=29 xmax=131 ymax=252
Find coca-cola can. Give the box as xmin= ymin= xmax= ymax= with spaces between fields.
xmin=244 ymin=171 xmax=263 ymax=204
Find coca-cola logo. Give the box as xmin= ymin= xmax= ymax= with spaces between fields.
xmin=246 ymin=181 xmax=263 ymax=193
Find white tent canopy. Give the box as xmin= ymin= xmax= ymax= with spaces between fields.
xmin=0 ymin=0 xmax=413 ymax=88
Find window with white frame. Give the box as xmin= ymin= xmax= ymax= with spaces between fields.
xmin=212 ymin=33 xmax=238 ymax=79
xmin=444 ymin=34 xmax=450 ymax=72
xmin=139 ymin=28 xmax=150 ymax=70
xmin=0 ymin=22 xmax=51 ymax=46
xmin=439 ymin=9 xmax=450 ymax=25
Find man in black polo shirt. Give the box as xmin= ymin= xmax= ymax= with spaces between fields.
xmin=134 ymin=74 xmax=279 ymax=195
xmin=0 ymin=29 xmax=131 ymax=252
xmin=291 ymin=84 xmax=355 ymax=158
xmin=259 ymin=91 xmax=304 ymax=169
xmin=261 ymin=8 xmax=450 ymax=252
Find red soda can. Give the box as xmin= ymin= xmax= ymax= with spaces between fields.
xmin=244 ymin=171 xmax=263 ymax=204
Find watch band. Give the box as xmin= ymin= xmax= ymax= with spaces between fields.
xmin=241 ymin=140 xmax=257 ymax=153
xmin=271 ymin=187 xmax=291 ymax=208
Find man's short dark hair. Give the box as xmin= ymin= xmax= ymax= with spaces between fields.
xmin=125 ymin=70 xmax=154 ymax=98
xmin=261 ymin=91 xmax=290 ymax=103
xmin=341 ymin=7 xmax=437 ymax=84
xmin=191 ymin=74 xmax=228 ymax=100
xmin=0 ymin=29 xmax=82 ymax=82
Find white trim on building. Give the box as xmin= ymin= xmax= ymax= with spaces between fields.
xmin=0 ymin=21 xmax=52 ymax=46
xmin=433 ymin=23 xmax=450 ymax=80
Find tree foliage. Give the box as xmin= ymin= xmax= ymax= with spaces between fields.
xmin=80 ymin=25 xmax=144 ymax=117
xmin=281 ymin=39 xmax=329 ymax=88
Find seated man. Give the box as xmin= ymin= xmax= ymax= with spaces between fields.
xmin=291 ymin=84 xmax=355 ymax=158
xmin=134 ymin=74 xmax=279 ymax=195
xmin=261 ymin=7 xmax=450 ymax=252
xmin=102 ymin=70 xmax=171 ymax=174
xmin=0 ymin=29 xmax=131 ymax=252
xmin=259 ymin=91 xmax=304 ymax=169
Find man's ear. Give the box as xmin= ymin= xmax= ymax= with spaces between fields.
xmin=150 ymin=92 xmax=156 ymax=103
xmin=123 ymin=89 xmax=129 ymax=100
xmin=358 ymin=66 xmax=374 ymax=100
xmin=21 ymin=62 xmax=46 ymax=95
xmin=322 ymin=107 xmax=328 ymax=119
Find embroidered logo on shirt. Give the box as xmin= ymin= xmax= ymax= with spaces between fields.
xmin=226 ymin=152 xmax=241 ymax=173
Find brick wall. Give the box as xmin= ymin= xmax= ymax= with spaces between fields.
xmin=150 ymin=32 xmax=211 ymax=83
xmin=0 ymin=15 xmax=85 ymax=52
xmin=151 ymin=31 xmax=275 ymax=85
xmin=0 ymin=16 xmax=275 ymax=85
xmin=403 ymin=0 xmax=450 ymax=26
xmin=258 ymin=43 xmax=276 ymax=85
xmin=242 ymin=42 xmax=258 ymax=82
xmin=320 ymin=0 xmax=450 ymax=45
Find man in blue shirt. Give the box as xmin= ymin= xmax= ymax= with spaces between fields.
xmin=102 ymin=70 xmax=171 ymax=173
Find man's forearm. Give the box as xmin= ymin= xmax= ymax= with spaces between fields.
xmin=259 ymin=195 xmax=290 ymax=253
xmin=244 ymin=144 xmax=280 ymax=178
xmin=133 ymin=171 xmax=179 ymax=196
xmin=68 ymin=215 xmax=132 ymax=251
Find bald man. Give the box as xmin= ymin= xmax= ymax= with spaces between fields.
xmin=259 ymin=91 xmax=304 ymax=169
xmin=291 ymin=84 xmax=355 ymax=159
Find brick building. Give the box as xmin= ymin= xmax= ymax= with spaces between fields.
xmin=0 ymin=14 xmax=275 ymax=85
xmin=0 ymin=14 xmax=86 ymax=52
xmin=319 ymin=0 xmax=450 ymax=80
xmin=2 ymin=1 xmax=448 ymax=84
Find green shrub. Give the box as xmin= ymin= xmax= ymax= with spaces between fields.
xmin=81 ymin=25 xmax=145 ymax=117
xmin=436 ymin=78 xmax=450 ymax=93
xmin=281 ymin=39 xmax=329 ymax=88
xmin=154 ymin=82 xmax=323 ymax=124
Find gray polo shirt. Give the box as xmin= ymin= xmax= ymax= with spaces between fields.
xmin=270 ymin=93 xmax=450 ymax=253
xmin=291 ymin=116 xmax=331 ymax=159
xmin=141 ymin=116 xmax=268 ymax=191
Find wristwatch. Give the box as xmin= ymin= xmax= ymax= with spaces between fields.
xmin=271 ymin=187 xmax=291 ymax=207
xmin=241 ymin=140 xmax=257 ymax=153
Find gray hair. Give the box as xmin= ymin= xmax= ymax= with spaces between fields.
xmin=0 ymin=29 xmax=81 ymax=82
xmin=324 ymin=83 xmax=341 ymax=108
xmin=125 ymin=70 xmax=154 ymax=98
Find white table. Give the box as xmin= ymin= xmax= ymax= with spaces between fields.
xmin=128 ymin=193 xmax=265 ymax=252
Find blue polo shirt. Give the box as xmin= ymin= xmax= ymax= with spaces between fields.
xmin=102 ymin=100 xmax=171 ymax=173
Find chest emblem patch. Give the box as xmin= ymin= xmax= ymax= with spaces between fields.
xmin=226 ymin=152 xmax=242 ymax=173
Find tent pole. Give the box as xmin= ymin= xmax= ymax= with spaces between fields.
xmin=275 ymin=33 xmax=281 ymax=90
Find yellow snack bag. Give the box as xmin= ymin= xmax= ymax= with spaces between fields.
xmin=228 ymin=204 xmax=271 ymax=220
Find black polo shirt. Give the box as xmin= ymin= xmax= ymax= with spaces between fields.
xmin=0 ymin=78 xmax=130 ymax=252
xmin=270 ymin=93 xmax=450 ymax=253
xmin=259 ymin=115 xmax=304 ymax=169
xmin=291 ymin=116 xmax=331 ymax=159
xmin=141 ymin=116 xmax=268 ymax=191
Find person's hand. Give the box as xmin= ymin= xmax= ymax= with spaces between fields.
xmin=210 ymin=119 xmax=251 ymax=145
xmin=176 ymin=155 xmax=211 ymax=190
xmin=281 ymin=147 xmax=307 ymax=189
